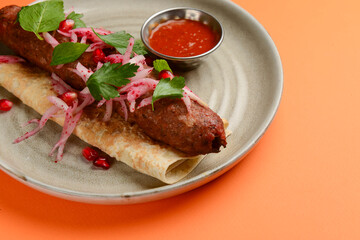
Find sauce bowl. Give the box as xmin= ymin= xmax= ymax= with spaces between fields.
xmin=140 ymin=7 xmax=224 ymax=71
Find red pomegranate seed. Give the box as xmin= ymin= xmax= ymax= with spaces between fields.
xmin=158 ymin=70 xmax=174 ymax=80
xmin=93 ymin=157 xmax=110 ymax=169
xmin=0 ymin=99 xmax=13 ymax=111
xmin=144 ymin=55 xmax=154 ymax=67
xmin=58 ymin=19 xmax=75 ymax=32
xmin=82 ymin=147 xmax=99 ymax=161
xmin=93 ymin=48 xmax=106 ymax=64
xmin=58 ymin=91 xmax=78 ymax=106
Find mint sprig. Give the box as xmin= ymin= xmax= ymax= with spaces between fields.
xmin=67 ymin=11 xmax=86 ymax=28
xmin=18 ymin=0 xmax=65 ymax=40
xmin=153 ymin=59 xmax=172 ymax=73
xmin=50 ymin=42 xmax=89 ymax=66
xmin=133 ymin=39 xmax=148 ymax=56
xmin=86 ymin=62 xmax=139 ymax=101
xmin=92 ymin=29 xmax=148 ymax=56
xmin=152 ymin=76 xmax=185 ymax=110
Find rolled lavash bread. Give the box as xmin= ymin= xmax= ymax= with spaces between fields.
xmin=0 ymin=63 xmax=228 ymax=184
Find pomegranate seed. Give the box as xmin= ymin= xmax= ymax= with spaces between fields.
xmin=58 ymin=19 xmax=75 ymax=32
xmin=0 ymin=99 xmax=13 ymax=111
xmin=82 ymin=147 xmax=99 ymax=161
xmin=93 ymin=48 xmax=106 ymax=64
xmin=58 ymin=91 xmax=78 ymax=106
xmin=158 ymin=70 xmax=174 ymax=80
xmin=144 ymin=55 xmax=154 ymax=67
xmin=93 ymin=157 xmax=111 ymax=169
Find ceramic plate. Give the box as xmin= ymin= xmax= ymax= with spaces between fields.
xmin=0 ymin=0 xmax=282 ymax=204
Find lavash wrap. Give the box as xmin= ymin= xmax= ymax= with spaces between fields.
xmin=0 ymin=63 xmax=228 ymax=184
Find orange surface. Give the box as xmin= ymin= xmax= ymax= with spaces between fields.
xmin=1 ymin=0 xmax=360 ymax=239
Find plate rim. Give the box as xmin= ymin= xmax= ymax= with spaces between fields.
xmin=0 ymin=0 xmax=283 ymax=204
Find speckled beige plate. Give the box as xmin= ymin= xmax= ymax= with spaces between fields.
xmin=0 ymin=0 xmax=282 ymax=204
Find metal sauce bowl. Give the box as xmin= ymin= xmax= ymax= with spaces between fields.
xmin=140 ymin=7 xmax=224 ymax=71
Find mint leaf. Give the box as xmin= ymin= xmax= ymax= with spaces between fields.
xmin=67 ymin=11 xmax=86 ymax=28
xmin=92 ymin=29 xmax=147 ymax=55
xmin=86 ymin=62 xmax=139 ymax=101
xmin=50 ymin=42 xmax=89 ymax=65
xmin=92 ymin=29 xmax=132 ymax=54
xmin=153 ymin=59 xmax=172 ymax=73
xmin=18 ymin=0 xmax=65 ymax=40
xmin=152 ymin=76 xmax=185 ymax=109
xmin=133 ymin=39 xmax=148 ymax=56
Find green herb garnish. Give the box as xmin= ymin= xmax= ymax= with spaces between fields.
xmin=153 ymin=59 xmax=172 ymax=73
xmin=133 ymin=39 xmax=148 ymax=56
xmin=66 ymin=11 xmax=86 ymax=28
xmin=18 ymin=0 xmax=65 ymax=40
xmin=86 ymin=62 xmax=139 ymax=101
xmin=92 ymin=29 xmax=148 ymax=55
xmin=50 ymin=42 xmax=89 ymax=66
xmin=152 ymin=76 xmax=185 ymax=110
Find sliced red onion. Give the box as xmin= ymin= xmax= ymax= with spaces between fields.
xmin=43 ymin=32 xmax=59 ymax=48
xmin=55 ymin=64 xmax=64 ymax=69
xmin=122 ymin=37 xmax=134 ymax=64
xmin=129 ymin=55 xmax=145 ymax=65
xmin=70 ymin=32 xmax=78 ymax=43
xmin=57 ymin=29 xmax=71 ymax=37
xmin=69 ymin=28 xmax=113 ymax=43
xmin=128 ymin=100 xmax=136 ymax=112
xmin=80 ymin=87 xmax=90 ymax=95
xmin=80 ymin=36 xmax=87 ymax=44
xmin=47 ymin=96 xmax=69 ymax=111
xmin=119 ymin=78 xmax=158 ymax=93
xmin=51 ymin=73 xmax=76 ymax=94
xmin=96 ymin=62 xmax=103 ymax=71
xmin=21 ymin=119 xmax=40 ymax=128
xmin=50 ymin=109 xmax=83 ymax=162
xmin=105 ymin=54 xmax=123 ymax=63
xmin=137 ymin=96 xmax=152 ymax=109
xmin=0 ymin=55 xmax=25 ymax=63
xmin=183 ymin=86 xmax=207 ymax=107
xmin=13 ymin=105 xmax=59 ymax=143
xmin=103 ymin=99 xmax=113 ymax=122
xmin=182 ymin=91 xmax=192 ymax=113
xmin=130 ymin=68 xmax=153 ymax=81
xmin=74 ymin=62 xmax=93 ymax=82
xmin=97 ymin=99 xmax=106 ymax=107
xmin=113 ymin=97 xmax=128 ymax=121
xmin=85 ymin=42 xmax=108 ymax=52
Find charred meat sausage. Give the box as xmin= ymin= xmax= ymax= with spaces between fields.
xmin=125 ymin=98 xmax=227 ymax=155
xmin=0 ymin=5 xmax=96 ymax=90
xmin=0 ymin=5 xmax=227 ymax=155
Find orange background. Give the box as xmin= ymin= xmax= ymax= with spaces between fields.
xmin=1 ymin=0 xmax=360 ymax=239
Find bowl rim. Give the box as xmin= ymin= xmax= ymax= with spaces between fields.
xmin=140 ymin=7 xmax=225 ymax=61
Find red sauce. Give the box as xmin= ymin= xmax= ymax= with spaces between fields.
xmin=149 ymin=19 xmax=218 ymax=57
